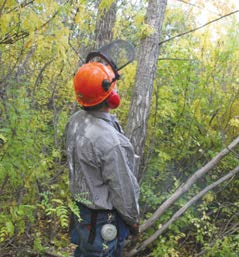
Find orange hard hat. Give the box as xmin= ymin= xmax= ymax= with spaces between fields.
xmin=74 ymin=62 xmax=117 ymax=107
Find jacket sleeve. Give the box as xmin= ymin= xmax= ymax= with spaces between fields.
xmin=101 ymin=144 xmax=140 ymax=226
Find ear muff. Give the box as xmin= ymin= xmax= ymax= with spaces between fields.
xmin=106 ymin=91 xmax=121 ymax=109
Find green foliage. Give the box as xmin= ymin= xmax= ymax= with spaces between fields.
xmin=0 ymin=204 xmax=36 ymax=242
xmin=140 ymin=3 xmax=239 ymax=256
xmin=113 ymin=1 xmax=147 ymax=43
xmin=0 ymin=0 xmax=84 ymax=253
xmin=33 ymin=234 xmax=45 ymax=252
xmin=1 ymin=0 xmax=239 ymax=256
xmin=38 ymin=192 xmax=68 ymax=229
xmin=152 ymin=236 xmax=182 ymax=257
xmin=98 ymin=0 xmax=115 ymax=13
xmin=204 ymin=236 xmax=239 ymax=257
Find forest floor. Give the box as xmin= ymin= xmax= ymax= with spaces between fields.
xmin=0 ymin=244 xmax=76 ymax=257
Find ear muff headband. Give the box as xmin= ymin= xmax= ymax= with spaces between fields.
xmin=101 ymin=64 xmax=117 ymax=92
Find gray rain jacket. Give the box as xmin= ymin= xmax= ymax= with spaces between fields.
xmin=66 ymin=110 xmax=140 ymax=226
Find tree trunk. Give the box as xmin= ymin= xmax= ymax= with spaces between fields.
xmin=94 ymin=0 xmax=118 ymax=48
xmin=126 ymin=0 xmax=167 ymax=179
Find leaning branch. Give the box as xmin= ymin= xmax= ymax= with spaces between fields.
xmin=159 ymin=10 xmax=239 ymax=46
xmin=127 ymin=165 xmax=239 ymax=257
xmin=140 ymin=136 xmax=239 ymax=232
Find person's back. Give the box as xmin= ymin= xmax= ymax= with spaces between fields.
xmin=66 ymin=44 xmax=140 ymax=257
xmin=67 ymin=110 xmax=139 ymax=223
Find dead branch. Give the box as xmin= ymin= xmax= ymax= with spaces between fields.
xmin=127 ymin=165 xmax=239 ymax=257
xmin=159 ymin=10 xmax=239 ymax=46
xmin=177 ymin=0 xmax=204 ymax=10
xmin=140 ymin=136 xmax=239 ymax=233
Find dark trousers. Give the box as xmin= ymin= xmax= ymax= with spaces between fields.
xmin=71 ymin=203 xmax=129 ymax=257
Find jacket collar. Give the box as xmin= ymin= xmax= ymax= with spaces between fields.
xmin=86 ymin=110 xmax=112 ymax=122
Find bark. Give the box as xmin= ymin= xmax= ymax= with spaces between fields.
xmin=140 ymin=136 xmax=239 ymax=233
xmin=127 ymin=165 xmax=239 ymax=257
xmin=126 ymin=0 xmax=167 ymax=179
xmin=94 ymin=0 xmax=118 ymax=48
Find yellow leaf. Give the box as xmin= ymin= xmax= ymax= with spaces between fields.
xmin=75 ymin=12 xmax=81 ymax=23
xmin=203 ymin=192 xmax=214 ymax=203
xmin=229 ymin=118 xmax=239 ymax=128
xmin=0 ymin=13 xmax=12 ymax=34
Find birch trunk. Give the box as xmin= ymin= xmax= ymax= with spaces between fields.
xmin=94 ymin=0 xmax=118 ymax=48
xmin=126 ymin=0 xmax=167 ymax=179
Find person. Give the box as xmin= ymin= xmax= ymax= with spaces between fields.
xmin=66 ymin=61 xmax=140 ymax=257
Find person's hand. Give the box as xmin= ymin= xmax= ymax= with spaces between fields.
xmin=129 ymin=223 xmax=139 ymax=236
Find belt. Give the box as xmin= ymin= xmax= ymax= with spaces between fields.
xmin=76 ymin=202 xmax=116 ymax=216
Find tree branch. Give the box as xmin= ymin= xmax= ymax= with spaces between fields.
xmin=127 ymin=165 xmax=239 ymax=257
xmin=177 ymin=0 xmax=203 ymax=9
xmin=177 ymin=0 xmax=221 ymax=15
xmin=0 ymin=0 xmax=7 ymax=17
xmin=159 ymin=10 xmax=239 ymax=46
xmin=140 ymin=136 xmax=239 ymax=233
xmin=6 ymin=0 xmax=35 ymax=14
xmin=0 ymin=1 xmax=69 ymax=45
xmin=0 ymin=175 xmax=9 ymax=196
xmin=158 ymin=57 xmax=192 ymax=61
xmin=31 ymin=59 xmax=54 ymax=106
